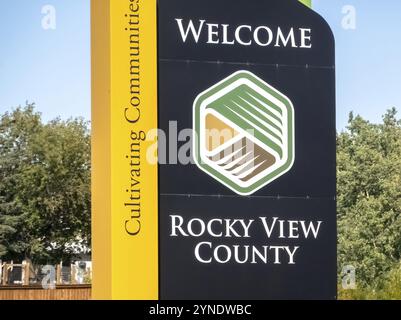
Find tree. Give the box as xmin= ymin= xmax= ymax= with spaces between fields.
xmin=337 ymin=108 xmax=401 ymax=286
xmin=0 ymin=104 xmax=91 ymax=264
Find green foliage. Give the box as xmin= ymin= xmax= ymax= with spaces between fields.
xmin=339 ymin=263 xmax=401 ymax=300
xmin=337 ymin=108 xmax=401 ymax=288
xmin=0 ymin=103 xmax=91 ymax=264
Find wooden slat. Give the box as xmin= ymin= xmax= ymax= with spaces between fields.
xmin=0 ymin=285 xmax=91 ymax=300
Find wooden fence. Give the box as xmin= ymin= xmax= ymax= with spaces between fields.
xmin=0 ymin=260 xmax=91 ymax=286
xmin=0 ymin=284 xmax=91 ymax=300
xmin=0 ymin=260 xmax=92 ymax=300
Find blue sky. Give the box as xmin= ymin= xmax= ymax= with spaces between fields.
xmin=0 ymin=0 xmax=90 ymax=123
xmin=314 ymin=0 xmax=401 ymax=130
xmin=0 ymin=0 xmax=400 ymax=130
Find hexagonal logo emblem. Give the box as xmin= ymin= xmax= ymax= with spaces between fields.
xmin=193 ymin=70 xmax=295 ymax=195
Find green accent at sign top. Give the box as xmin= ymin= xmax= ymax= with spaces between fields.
xmin=299 ymin=0 xmax=312 ymax=8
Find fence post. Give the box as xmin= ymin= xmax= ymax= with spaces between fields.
xmin=71 ymin=264 xmax=77 ymax=284
xmin=2 ymin=264 xmax=9 ymax=285
xmin=26 ymin=261 xmax=30 ymax=286
xmin=56 ymin=262 xmax=62 ymax=285
xmin=22 ymin=260 xmax=30 ymax=286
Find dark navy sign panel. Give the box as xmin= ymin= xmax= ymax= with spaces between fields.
xmin=160 ymin=196 xmax=336 ymax=300
xmin=158 ymin=0 xmax=336 ymax=299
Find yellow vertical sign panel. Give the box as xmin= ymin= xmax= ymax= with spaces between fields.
xmin=91 ymin=0 xmax=112 ymax=300
xmin=92 ymin=0 xmax=158 ymax=300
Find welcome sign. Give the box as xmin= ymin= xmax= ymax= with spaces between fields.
xmin=92 ymin=0 xmax=336 ymax=300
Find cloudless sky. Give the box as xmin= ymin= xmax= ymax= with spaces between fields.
xmin=0 ymin=0 xmax=90 ymax=123
xmin=0 ymin=0 xmax=401 ymax=130
xmin=314 ymin=0 xmax=401 ymax=130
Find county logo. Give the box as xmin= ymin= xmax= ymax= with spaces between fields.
xmin=193 ymin=71 xmax=295 ymax=196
